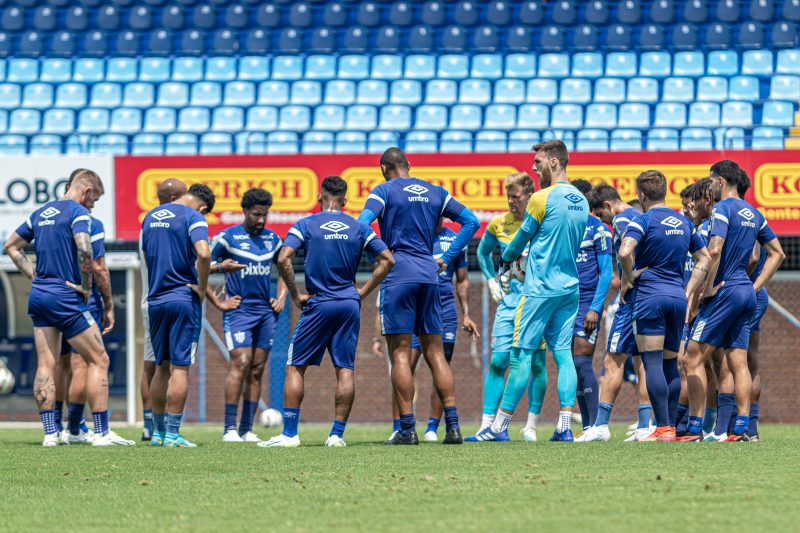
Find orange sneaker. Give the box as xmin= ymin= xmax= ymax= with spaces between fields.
xmin=641 ymin=426 xmax=677 ymax=442
xmin=722 ymin=433 xmax=750 ymax=442
xmin=677 ymin=434 xmax=702 ymax=442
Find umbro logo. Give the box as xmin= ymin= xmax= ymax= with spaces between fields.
xmin=239 ymin=242 xmax=251 ymax=250
xmin=40 ymin=207 xmax=60 ymax=219
xmin=152 ymin=209 xmax=175 ymax=222
xmin=565 ymin=193 xmax=583 ymax=204
xmin=404 ymin=184 xmax=430 ymax=202
xmin=661 ymin=216 xmax=685 ymax=235
xmin=320 ymin=220 xmax=350 ymax=240
xmin=738 ymin=208 xmax=755 ymax=221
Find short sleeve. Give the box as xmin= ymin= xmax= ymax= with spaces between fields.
xmin=690 ymin=230 xmax=706 ymax=253
xmin=624 ymin=215 xmax=647 ymax=243
xmin=526 ymin=190 xmax=547 ymax=224
xmin=210 ymin=231 xmax=228 ymax=262
xmin=90 ymin=218 xmax=105 ymax=259
xmin=283 ymin=221 xmax=305 ymax=251
xmin=709 ymin=204 xmax=730 ymax=240
xmin=757 ymin=216 xmax=777 ymax=246
xmin=273 ymin=232 xmax=283 ymax=252
xmin=71 ymin=204 xmax=91 ymax=236
xmin=362 ymin=223 xmax=387 ymax=256
xmin=187 ymin=211 xmax=208 ymax=245
xmin=613 ymin=214 xmax=631 ymax=236
xmin=363 ymin=183 xmax=388 ymax=218
xmin=15 ymin=217 xmax=34 ymax=242
xmin=594 ymin=222 xmax=611 ymax=255
xmin=440 ymin=187 xmax=466 ymax=220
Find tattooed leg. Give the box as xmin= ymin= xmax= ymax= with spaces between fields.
xmin=32 ymin=327 xmax=61 ymax=411
xmin=67 ymin=324 xmax=110 ymax=413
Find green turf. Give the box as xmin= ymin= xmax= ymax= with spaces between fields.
xmin=1 ymin=424 xmax=799 ymax=532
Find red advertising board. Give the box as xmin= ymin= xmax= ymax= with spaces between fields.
xmin=115 ymin=150 xmax=800 ymax=241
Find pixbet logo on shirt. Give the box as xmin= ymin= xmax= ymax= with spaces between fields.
xmin=660 ymin=216 xmax=685 ymax=235
xmin=564 ymin=193 xmax=585 ymax=211
xmin=37 ymin=206 xmax=60 ymax=226
xmin=403 ymin=184 xmax=430 ymax=203
xmin=738 ymin=208 xmax=756 ymax=228
xmin=240 ymin=263 xmax=272 ymax=278
xmin=320 ymin=220 xmax=350 ymax=240
xmin=149 ymin=209 xmax=175 ymax=228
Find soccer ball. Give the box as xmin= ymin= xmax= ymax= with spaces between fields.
xmin=0 ymin=364 xmax=15 ymax=394
xmin=509 ymin=249 xmax=528 ymax=283
xmin=259 ymin=408 xmax=283 ymax=428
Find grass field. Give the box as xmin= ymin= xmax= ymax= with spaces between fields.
xmin=2 ymin=423 xmax=799 ymax=532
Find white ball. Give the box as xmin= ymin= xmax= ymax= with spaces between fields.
xmin=259 ymin=408 xmax=283 ymax=428
xmin=509 ymin=249 xmax=528 ymax=283
xmin=0 ymin=365 xmax=15 ymax=394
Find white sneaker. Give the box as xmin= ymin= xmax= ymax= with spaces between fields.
xmin=257 ymin=434 xmax=300 ymax=448
xmin=92 ymin=431 xmax=136 ymax=446
xmin=704 ymin=432 xmax=727 ymax=442
xmin=521 ymin=427 xmax=537 ymax=442
xmin=67 ymin=429 xmax=93 ymax=444
xmin=627 ymin=421 xmax=638 ymax=431
xmin=222 ymin=430 xmax=244 ymax=442
xmin=241 ymin=431 xmax=261 ymax=443
xmin=575 ymin=425 xmax=611 ymax=442
xmin=43 ymin=433 xmax=67 ymax=447
xmin=325 ymin=435 xmax=346 ymax=447
xmin=571 ymin=412 xmax=583 ymax=426
xmin=423 ymin=431 xmax=438 ymax=442
xmin=624 ymin=427 xmax=653 ymax=442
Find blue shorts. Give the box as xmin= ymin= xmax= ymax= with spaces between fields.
xmin=750 ymin=287 xmax=769 ymax=333
xmin=224 ymin=305 xmax=277 ymax=352
xmin=380 ymin=283 xmax=442 ymax=336
xmin=412 ymin=299 xmax=457 ymax=350
xmin=492 ymin=293 xmax=522 ymax=352
xmin=633 ymin=294 xmax=687 ymax=353
xmin=691 ymin=284 xmax=756 ymax=350
xmin=606 ymin=301 xmax=638 ymax=355
xmin=288 ymin=297 xmax=360 ymax=370
xmin=60 ymin=303 xmax=102 ymax=355
xmin=513 ymin=291 xmax=579 ymax=351
xmin=28 ymin=284 xmax=95 ymax=341
xmin=148 ymin=296 xmax=201 ymax=366
xmin=574 ymin=290 xmax=602 ymax=345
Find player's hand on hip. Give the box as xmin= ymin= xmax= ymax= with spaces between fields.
xmin=220 ymin=259 xmax=246 ymax=273
xmin=462 ymin=316 xmax=480 ymax=341
xmin=487 ymin=278 xmax=504 ymax=303
xmin=436 ymin=258 xmax=448 ymax=274
xmin=186 ymin=284 xmax=205 ymax=302
xmin=702 ymin=281 xmax=724 ymax=301
xmin=219 ymin=295 xmax=242 ymax=311
xmin=65 ymin=281 xmax=91 ymax=304
xmin=292 ymin=293 xmax=313 ymax=309
xmin=270 ymin=297 xmax=285 ymax=313
xmin=584 ymin=310 xmax=599 ymax=336
xmin=101 ymin=307 xmax=115 ymax=335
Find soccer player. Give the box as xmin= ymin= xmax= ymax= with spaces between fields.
xmin=4 ymin=169 xmax=133 ymax=446
xmin=577 ymin=185 xmax=649 ymax=442
xmin=682 ymin=161 xmax=784 ymax=442
xmin=675 ymin=183 xmax=697 ymax=435
xmin=617 ymin=170 xmax=710 ymax=441
xmin=207 ymin=188 xmax=288 ymax=443
xmin=141 ymin=183 xmax=216 ymax=448
xmin=359 ymin=148 xmax=480 ymax=445
xmin=474 ymin=140 xmax=588 ymax=442
xmin=570 ymin=179 xmax=612 ymax=432
xmin=260 ymin=176 xmax=394 ymax=447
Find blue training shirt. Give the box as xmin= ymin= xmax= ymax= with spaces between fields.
xmin=433 ymin=227 xmax=468 ymax=305
xmin=625 ymin=207 xmax=706 ymax=299
xmin=283 ymin=211 xmax=388 ymax=301
xmin=141 ymin=203 xmax=209 ymax=305
xmin=577 ymin=215 xmax=611 ymax=291
xmin=611 ymin=207 xmax=642 ymax=277
xmin=363 ymin=177 xmax=466 ymax=286
xmin=89 ymin=216 xmax=106 ymax=310
xmin=709 ymin=198 xmax=776 ymax=288
xmin=210 ymin=224 xmax=282 ymax=304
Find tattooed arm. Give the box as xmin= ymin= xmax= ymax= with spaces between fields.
xmin=3 ymin=233 xmax=35 ymax=280
xmin=92 ymin=256 xmax=115 ymax=334
xmin=276 ymin=246 xmax=312 ymax=309
xmin=70 ymin=232 xmax=94 ymax=304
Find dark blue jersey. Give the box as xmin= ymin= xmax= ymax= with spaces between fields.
xmin=611 ymin=207 xmax=642 ymax=277
xmin=89 ymin=216 xmax=105 ymax=309
xmin=141 ymin=203 xmax=209 ymax=304
xmin=283 ymin=211 xmax=388 ymax=301
xmin=577 ymin=215 xmax=611 ymax=291
xmin=210 ymin=224 xmax=282 ymax=305
xmin=363 ymin=177 xmax=466 ymax=286
xmin=432 ymin=227 xmax=468 ymax=304
xmin=749 ymin=246 xmax=767 ymax=283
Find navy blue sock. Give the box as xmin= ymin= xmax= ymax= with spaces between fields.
xmin=224 ymin=403 xmax=238 ymax=432
xmin=392 ymin=418 xmax=401 ymax=432
xmin=576 ymin=389 xmax=589 ymax=429
xmin=425 ymin=417 xmax=440 ymax=433
xmin=39 ymin=410 xmax=58 ymax=435
xmin=165 ymin=412 xmax=182 ymax=436
xmin=239 ymin=400 xmax=256 ymax=435
xmin=92 ymin=410 xmax=109 ymax=436
xmin=638 ymin=404 xmax=652 ymax=429
xmin=687 ymin=415 xmax=703 ymax=435
xmin=143 ymin=408 xmax=154 ymax=434
xmin=676 ymin=403 xmax=690 ymax=433
xmin=733 ymin=415 xmax=749 ymax=436
xmin=596 ymin=402 xmax=613 ymax=426
xmin=330 ymin=419 xmax=346 ymax=438
xmin=715 ymin=393 xmax=736 ymax=436
xmin=399 ymin=413 xmax=416 ymax=434
xmin=574 ymin=355 xmax=598 ymax=427
xmin=282 ymin=408 xmax=300 ymax=437
xmin=640 ymin=350 xmax=669 ymax=427
xmin=54 ymin=401 xmax=64 ymax=433
xmin=663 ymin=358 xmax=681 ymax=427
xmin=153 ymin=412 xmax=166 ymax=434
xmin=443 ymin=406 xmax=459 ymax=432
xmin=748 ymin=403 xmax=759 ymax=437
xmin=68 ymin=403 xmax=84 ymax=435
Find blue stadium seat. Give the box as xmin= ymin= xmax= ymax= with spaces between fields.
xmin=618 ymin=0 xmax=643 ymax=23
xmin=471 ymin=54 xmax=503 ymax=79
xmin=683 ymin=0 xmax=708 ymax=22
xmin=162 ymin=5 xmax=185 ymax=30
xmin=157 ymin=82 xmax=189 ymax=107
xmin=538 ymin=53 xmax=569 ymax=78
xmin=576 ymin=129 xmax=609 ymax=151
xmin=372 ymin=55 xmax=403 ymax=80
xmin=405 ymin=130 xmax=438 ymax=153
xmin=357 ymin=80 xmax=388 ymax=105
xmin=139 ymin=58 xmax=170 ymax=82
xmin=439 ymin=130 xmax=472 ymax=153
xmin=267 ymin=132 xmax=299 ymax=155
xmin=650 ymin=0 xmax=675 ymax=23
xmin=302 ymin=131 xmax=335 ymax=154
xmin=143 ymin=107 xmax=176 ymax=132
xmin=335 ymin=131 xmax=367 ymax=154
xmin=716 ymin=0 xmax=740 ymax=22
xmin=688 ymin=101 xmax=721 ymax=127
xmin=541 ymin=129 xmax=575 ymax=150
xmin=8 ymin=59 xmax=38 ymax=83
xmin=222 ymin=81 xmax=255 ymax=107
xmin=191 ymin=4 xmax=215 ymax=29
xmin=343 ymin=28 xmax=369 ymax=53
xmin=165 ymin=132 xmax=198 ymax=155
xmin=655 ymin=102 xmax=687 ymax=127
xmin=594 ymin=78 xmax=626 ymax=103
xmin=610 ymin=129 xmax=643 ymax=150
xmin=206 ymin=57 xmax=238 ymax=81
xmin=474 ymin=26 xmax=500 ymax=53
xmin=571 ymin=52 xmax=603 ymax=78
xmin=389 ymin=1 xmax=414 ymax=27
xmin=83 ymin=32 xmax=108 ymax=58
xmin=761 ymin=100 xmax=795 ymax=126
xmin=777 ymin=49 xmax=800 ymax=74
xmin=114 ymin=31 xmax=139 ymax=57
xmin=33 ymin=6 xmax=57 ymax=32
xmin=106 ymin=58 xmax=137 ymax=82
xmin=178 ymin=107 xmax=210 ymax=132
xmin=50 ymin=31 xmax=77 ymax=58
xmin=639 ymin=51 xmax=671 ymax=77
xmin=42 ymin=109 xmax=74 ymax=134
xmin=751 ymin=126 xmax=785 ymax=148
xmin=627 ymin=78 xmax=659 ymax=103
xmin=749 ymin=0 xmax=773 ymax=21
xmin=278 ymin=105 xmax=311 ymax=131
xmin=90 ymin=83 xmax=122 ymax=108
xmin=109 ymin=108 xmax=141 ymax=134
xmin=785 ymin=0 xmax=800 ymax=21
xmin=0 ymin=134 xmax=27 ymax=155
xmin=421 ymin=1 xmax=446 ymax=26
xmin=256 ymin=3 xmax=281 ymax=28
xmin=40 ymin=59 xmax=71 ymax=83
xmin=357 ymin=2 xmax=381 ymax=27
xmin=552 ymin=0 xmax=577 ymax=25
xmin=681 ymin=127 xmax=713 ymax=150
xmin=618 ymin=102 xmax=651 ymax=128
xmin=459 ymin=79 xmax=491 ymax=104
xmin=270 ymin=56 xmax=303 ymax=81
xmin=8 ymin=109 xmax=39 ymax=134
xmin=379 ymin=104 xmax=412 ymax=130
xmin=123 ymin=82 xmax=155 ymax=107
xmin=321 ymin=1 xmax=346 ymax=27
xmin=22 ymin=84 xmax=53 ymax=109
xmin=288 ymin=2 xmax=313 ymax=27
xmin=238 ymin=56 xmax=269 ymax=81
xmin=714 ymin=127 xmax=745 ymax=149
xmin=211 ymin=107 xmax=243 ymax=132
xmin=199 ymin=133 xmax=232 ymax=155
xmin=98 ymin=6 xmax=123 ymax=32
xmin=540 ymin=26 xmax=565 ymax=52
xmin=1 ymin=7 xmax=24 ymax=32
xmin=77 ymin=108 xmax=109 ymax=134
xmin=404 ymin=55 xmax=436 ymax=80
xmin=647 ymin=128 xmax=679 ymax=150
xmin=130 ymin=6 xmax=154 ymax=31
xmin=212 ymin=29 xmax=238 ymax=56
xmin=707 ymin=50 xmax=739 ymax=76
xmin=449 ymin=104 xmax=482 ymax=130
xmin=639 ymin=24 xmax=666 ymax=51
xmin=390 ymin=80 xmax=421 ymax=105
xmin=55 ymin=83 xmax=88 ymax=108
xmin=506 ymin=25 xmax=533 ymax=52
xmin=585 ymin=103 xmax=617 ymax=129
xmin=484 ymin=104 xmax=516 ymax=129
xmin=729 ymin=76 xmax=760 ymax=101
xmin=672 ymin=23 xmax=698 ymax=50
xmin=705 ymin=23 xmax=731 ymax=50
xmin=739 ymin=22 xmax=765 ymax=49
xmin=696 ymin=76 xmax=728 ymax=101
xmin=605 ymin=52 xmax=637 ymax=77
xmin=770 ymin=75 xmax=800 ymax=100
xmin=324 ymin=80 xmax=356 ymax=105
xmin=572 ymin=25 xmax=599 ymax=52
xmin=559 ymin=78 xmax=591 ymax=104
xmin=172 ymin=57 xmax=202 ymax=82
xmin=177 ymin=30 xmax=204 ymax=56
xmin=257 ymin=81 xmax=288 ymax=105
xmin=454 ymin=0 xmax=479 ymax=25
xmin=721 ymin=101 xmax=753 ymax=127
xmin=551 ymin=103 xmax=582 ymax=129
xmin=131 ymin=133 xmax=165 ymax=155
xmin=244 ymin=29 xmax=269 ymax=54
xmin=740 ymin=50 xmax=773 ymax=75
xmin=441 ymin=26 xmax=468 ymax=52
xmin=245 ymin=106 xmax=278 ymax=130
xmin=475 ymin=131 xmax=507 ymax=152
xmin=504 ymin=53 xmax=536 ymax=78
xmin=581 ymin=0 xmax=607 ymax=24
xmin=508 ymin=130 xmax=540 ymax=152
xmin=673 ymin=51 xmax=704 ymax=77
xmin=346 ymin=105 xmax=378 ymax=129
xmin=29 ymin=134 xmax=63 ymax=155
xmin=376 ymin=28 xmax=401 ymax=53
xmin=519 ymin=1 xmax=544 ymax=24
xmin=663 ymin=77 xmax=695 ymax=103
xmin=771 ymin=22 xmax=799 ymax=49
xmin=415 ymin=104 xmax=448 ymax=130
xmin=290 ymin=81 xmax=322 ymax=105
xmin=338 ymin=55 xmax=369 ymax=80
xmin=526 ymin=79 xmax=558 ymax=104
xmin=605 ymin=23 xmax=633 ymax=51
xmin=191 ymin=81 xmax=222 ymax=106
xmin=494 ymin=79 xmax=525 ymax=104
xmin=437 ymin=54 xmax=470 ymax=79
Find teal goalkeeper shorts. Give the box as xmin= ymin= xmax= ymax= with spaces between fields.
xmin=491 ymin=292 xmax=522 ymax=352
xmin=512 ymin=291 xmax=580 ymax=352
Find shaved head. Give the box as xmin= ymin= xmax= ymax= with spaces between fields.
xmin=157 ymin=178 xmax=188 ymax=205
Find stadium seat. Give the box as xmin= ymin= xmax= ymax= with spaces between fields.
xmin=55 ymin=83 xmax=88 ymax=108
xmin=169 ymin=58 xmax=201 ymax=82
xmin=178 ymin=107 xmax=210 ymax=132
xmin=378 ymin=104 xmax=412 ymax=130
xmin=165 ymin=132 xmax=198 ymax=155
xmin=606 ymin=23 xmax=633 ymax=51
xmin=749 ymin=0 xmax=773 ymax=21
xmin=1 ymin=7 xmax=25 ymax=32
xmin=761 ymin=100 xmax=795 ymax=126
xmin=777 ymin=49 xmax=800 ymax=74
xmin=244 ymin=29 xmax=269 ymax=54
xmin=22 ymin=84 xmax=53 ymax=109
xmin=707 ymin=50 xmax=739 ymax=76
xmin=610 ymin=129 xmax=643 ymax=151
xmin=305 ymin=56 xmax=337 ymax=81
xmin=324 ymin=81 xmax=355 ymax=105
xmin=29 ymin=134 xmax=62 ymax=155
xmin=192 ymin=82 xmax=223 ymax=107
xmin=559 ymin=78 xmax=591 ymax=104
xmin=109 ymin=108 xmax=141 ymax=134
xmin=191 ymin=4 xmax=215 ymax=29
xmin=255 ymin=4 xmax=281 ymax=29
xmin=504 ymin=53 xmax=536 ymax=79
xmin=627 ymin=78 xmax=659 ymax=103
xmin=212 ymin=29 xmax=238 ymax=56
xmin=302 ymin=131 xmax=335 ymax=154
xmin=729 ymin=76 xmax=760 ymax=101
xmin=647 ymin=128 xmax=679 ymax=150
xmin=519 ymin=1 xmax=544 ymax=24
xmin=526 ymin=79 xmax=558 ymax=104
xmin=494 ymin=79 xmax=525 ymax=104
xmin=238 ymin=57 xmax=270 ymax=81
xmin=714 ymin=127 xmax=745 ymax=149
xmin=439 ymin=130 xmax=472 ymax=153
xmin=0 ymin=134 xmax=27 ymax=155
xmin=77 ymin=108 xmax=110 ymax=134
xmin=618 ymin=0 xmax=642 ymax=24
xmin=235 ymin=132 xmax=266 ymax=155
xmin=684 ymin=0 xmax=708 ymax=23
xmin=206 ymin=57 xmax=238 ymax=81
xmin=716 ymin=0 xmax=740 ymax=22
xmin=356 ymin=80 xmax=388 ymax=105
xmin=50 ymin=31 xmax=77 ymax=58
xmin=721 ymin=101 xmax=753 ymax=127
xmin=143 ymin=108 xmax=176 ymax=132
xmin=179 ymin=30 xmax=205 ymax=56
xmin=313 ymin=105 xmax=345 ymax=130
xmin=584 ymin=0 xmax=609 ymax=24
xmin=689 ymin=102 xmax=721 ymax=127
xmin=425 ymin=80 xmax=457 ymax=104
xmin=741 ymin=50 xmax=774 ymax=76
xmin=553 ymin=0 xmax=577 ymax=25
xmin=507 ymin=25 xmax=533 ymax=52
xmin=551 ymin=103 xmax=583 ymax=129
xmin=672 ymin=23 xmax=699 ymax=51
xmin=289 ymin=2 xmax=313 ymax=27
xmin=336 ymin=56 xmax=368 ymax=81
xmin=415 ymin=104 xmax=448 ymax=130
xmin=449 ymin=104 xmax=481 ymax=130
xmin=771 ymin=22 xmax=799 ymax=49
xmin=681 ymin=127 xmax=713 ymax=150
xmin=705 ymin=23 xmax=731 ymax=49
xmin=605 ymin=52 xmax=637 ymax=77
xmin=106 ymin=58 xmax=137 ymax=82
xmin=90 ymin=133 xmax=128 ymax=155
xmin=471 ymin=54 xmax=503 ymax=79
xmin=199 ymin=133 xmax=233 ymax=155
xmin=8 ymin=109 xmax=39 ymax=134
xmin=90 ymin=83 xmax=123 ymax=108
xmin=74 ymin=59 xmax=105 ymax=83
xmin=769 ymin=75 xmax=800 ymax=100
xmin=290 ymin=81 xmax=322 ymax=106
xmin=585 ymin=103 xmax=617 ymax=129
xmin=459 ymin=79 xmax=491 ymax=105
xmin=474 ymin=26 xmax=501 ymax=53
xmin=639 ymin=24 xmax=666 ymax=51
xmin=618 ymin=102 xmax=651 ymax=128
xmin=594 ymin=78 xmax=626 ymax=103
xmin=571 ymin=52 xmax=603 ymax=78
xmin=573 ymin=25 xmax=600 ymax=52
xmin=662 ymin=78 xmax=695 ymax=102
xmin=131 ymin=133 xmax=165 ymax=155
xmin=343 ymin=28 xmax=369 ymax=53
xmin=390 ymin=80 xmax=421 ymax=105
xmin=222 ymin=82 xmax=255 ymax=107
xmin=389 ymin=2 xmax=414 ymax=27
xmin=576 ymin=129 xmax=609 ymax=151
xmin=245 ymin=106 xmax=278 ymax=130
xmin=697 ymin=76 xmax=728 ymax=102
xmin=98 ymin=6 xmax=122 ymax=31
xmin=484 ymin=104 xmax=516 ymax=129
xmin=639 ymin=51 xmax=671 ymax=77
xmin=785 ymin=0 xmax=800 ymax=21
xmin=751 ymin=126 xmax=785 ymax=148
xmin=405 ymin=130 xmax=438 ymax=153
xmin=437 ymin=54 xmax=470 ymax=79
xmin=212 ymin=107 xmax=244 ymax=132
xmin=139 ymin=58 xmax=170 ymax=82
xmin=123 ymin=83 xmax=155 ymax=108
xmin=404 ymin=55 xmax=436 ymax=80
xmin=540 ymin=26 xmax=565 ymax=52
xmin=508 ymin=130 xmax=540 ymax=152
xmin=162 ymin=5 xmax=185 ymax=30
xmin=335 ymin=131 xmax=367 ymax=154
xmin=130 ymin=5 xmax=154 ymax=31
xmin=655 ymin=102 xmax=687 ymax=127
xmin=538 ymin=53 xmax=570 ymax=78
xmin=7 ymin=59 xmax=37 ymax=83
xmin=42 ymin=109 xmax=75 ymax=134
xmin=673 ymin=51 xmax=704 ymax=77
xmin=346 ymin=105 xmax=378 ymax=129
xmin=408 ymin=26 xmax=435 ymax=52
xmin=738 ymin=22 xmax=765 ymax=49
xmin=157 ymin=82 xmax=190 ymax=108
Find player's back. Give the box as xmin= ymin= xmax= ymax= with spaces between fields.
xmin=577 ymin=215 xmax=608 ymax=290
xmin=711 ymin=198 xmax=765 ymax=287
xmin=525 ymin=182 xmax=589 ymax=296
xmin=25 ymin=199 xmax=90 ymax=289
xmin=141 ymin=203 xmax=206 ymax=303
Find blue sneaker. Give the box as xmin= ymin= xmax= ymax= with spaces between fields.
xmin=163 ymin=433 xmax=198 ymax=448
xmin=150 ymin=431 xmax=165 ymax=447
xmin=549 ymin=429 xmax=574 ymax=442
xmin=79 ymin=418 xmax=91 ymax=434
xmin=464 ymin=427 xmax=510 ymax=442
